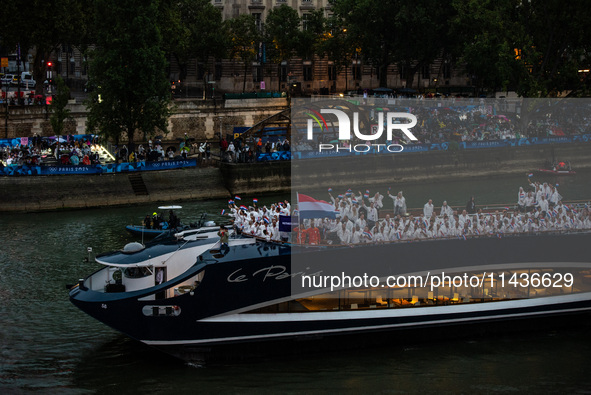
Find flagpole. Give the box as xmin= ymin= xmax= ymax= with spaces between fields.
xmin=296 ymin=192 xmax=301 ymax=244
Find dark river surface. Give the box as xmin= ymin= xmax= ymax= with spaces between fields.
xmin=1 ymin=171 xmax=591 ymax=393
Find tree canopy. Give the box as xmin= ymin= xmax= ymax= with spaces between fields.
xmin=0 ymin=0 xmax=88 ymax=94
xmin=227 ymin=14 xmax=261 ymax=93
xmin=85 ymin=0 xmax=171 ymax=145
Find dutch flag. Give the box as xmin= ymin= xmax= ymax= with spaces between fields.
xmin=297 ymin=193 xmax=338 ymax=219
xmin=239 ymin=205 xmax=247 ymax=211
xmin=221 ymin=209 xmax=225 ymax=215
xmin=234 ymin=196 xmax=241 ymax=201
xmin=253 ymin=198 xmax=258 ymax=203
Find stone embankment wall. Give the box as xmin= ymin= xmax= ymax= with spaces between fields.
xmin=3 ymin=98 xmax=288 ymax=141
xmin=0 ymin=161 xmax=292 ymax=212
xmin=292 ymin=143 xmax=591 ymax=189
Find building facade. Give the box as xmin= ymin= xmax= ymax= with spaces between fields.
xmin=39 ymin=1 xmax=472 ymax=97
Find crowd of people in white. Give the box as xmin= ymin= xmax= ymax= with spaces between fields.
xmin=225 ymin=180 xmax=591 ymax=246
xmin=227 ymin=199 xmax=291 ymax=242
xmin=314 ymin=183 xmax=590 ymax=245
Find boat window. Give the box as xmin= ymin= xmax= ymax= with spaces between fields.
xmin=242 ymin=267 xmax=584 ymax=314
xmin=123 ymin=266 xmax=152 ymax=279
xmin=142 ymin=305 xmax=181 ymax=317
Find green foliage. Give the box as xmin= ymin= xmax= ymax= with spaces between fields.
xmin=0 ymin=0 xmax=89 ymax=94
xmin=264 ymin=5 xmax=301 ymax=63
xmin=227 ymin=15 xmax=261 ymax=92
xmin=330 ymin=0 xmax=456 ymax=88
xmin=298 ymin=9 xmax=328 ymax=60
xmin=49 ymin=76 xmax=72 ymax=136
xmin=159 ymin=0 xmax=228 ymax=81
xmin=453 ymin=0 xmax=591 ymax=96
xmin=85 ymin=0 xmax=171 ymax=144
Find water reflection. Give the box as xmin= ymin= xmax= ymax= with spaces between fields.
xmin=1 ymin=184 xmax=591 ymax=392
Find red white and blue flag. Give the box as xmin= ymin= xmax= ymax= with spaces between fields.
xmin=234 ymin=195 xmax=241 ymax=201
xmin=253 ymin=198 xmax=258 ymax=203
xmin=297 ymin=193 xmax=337 ymax=219
xmin=221 ymin=209 xmax=225 ymax=215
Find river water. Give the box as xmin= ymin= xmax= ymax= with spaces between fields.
xmin=1 ymin=172 xmax=591 ymax=393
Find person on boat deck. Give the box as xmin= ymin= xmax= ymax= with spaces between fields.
xmin=218 ymin=225 xmax=230 ymax=253
xmin=423 ymin=199 xmax=434 ymax=218
xmin=538 ymin=194 xmax=549 ymax=214
xmin=525 ymin=191 xmax=535 ymax=212
xmin=143 ymin=215 xmax=152 ymax=229
xmin=440 ymin=201 xmax=453 ymax=217
xmin=518 ymin=187 xmax=526 ymax=212
xmin=152 ymin=212 xmax=162 ymax=229
xmin=388 ymin=191 xmax=407 ymax=217
xmin=466 ymin=196 xmax=476 ymax=214
xmin=155 ymin=268 xmax=164 ymax=285
xmin=303 ymin=223 xmax=321 ymax=245
xmin=549 ymin=186 xmax=562 ymax=207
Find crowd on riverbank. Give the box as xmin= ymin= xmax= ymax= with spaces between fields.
xmin=0 ymin=134 xmax=103 ymax=167
xmin=293 ymin=101 xmax=591 ymax=151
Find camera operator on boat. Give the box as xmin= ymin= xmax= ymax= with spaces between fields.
xmin=218 ymin=225 xmax=229 ymax=254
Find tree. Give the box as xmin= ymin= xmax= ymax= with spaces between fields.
xmin=159 ymin=0 xmax=228 ymax=96
xmin=298 ymin=9 xmax=328 ymax=60
xmin=452 ymin=0 xmax=520 ymax=95
xmin=453 ymin=0 xmax=591 ymax=96
xmin=0 ymin=0 xmax=88 ymax=95
xmin=264 ymin=5 xmax=301 ymax=91
xmin=330 ymin=0 xmax=455 ymax=89
xmin=49 ymin=76 xmax=72 ymax=136
xmin=227 ymin=15 xmax=261 ymax=93
xmin=318 ymin=16 xmax=358 ymax=92
xmin=85 ymin=0 xmax=171 ymax=147
xmin=512 ymin=0 xmax=591 ymax=97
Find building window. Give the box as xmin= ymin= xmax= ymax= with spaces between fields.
xmin=303 ymin=65 xmax=313 ymax=81
xmin=302 ymin=13 xmax=310 ymax=31
xmin=443 ymin=63 xmax=451 ymax=79
xmin=215 ymin=62 xmax=222 ymax=81
xmin=399 ymin=64 xmax=406 ymax=80
xmin=421 ymin=64 xmax=430 ymax=80
xmin=280 ymin=65 xmax=287 ymax=82
xmin=252 ymin=13 xmax=262 ymax=31
xmin=253 ymin=63 xmax=262 ymax=82
xmin=328 ymin=65 xmax=336 ymax=81
xmin=197 ymin=63 xmax=205 ymax=80
xmin=352 ymin=63 xmax=362 ymax=81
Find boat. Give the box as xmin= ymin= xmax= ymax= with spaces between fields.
xmin=69 ymin=229 xmax=591 ymax=361
xmin=536 ymin=160 xmax=576 ymax=175
xmin=125 ymin=208 xmax=216 ymax=238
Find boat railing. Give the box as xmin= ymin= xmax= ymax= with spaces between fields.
xmin=289 ymin=228 xmax=591 ymax=248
